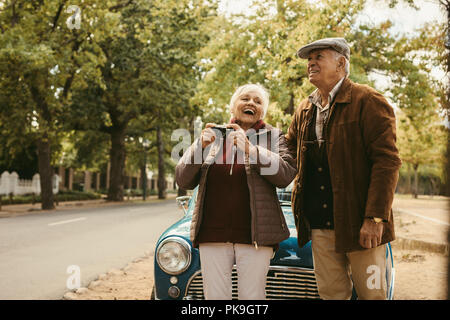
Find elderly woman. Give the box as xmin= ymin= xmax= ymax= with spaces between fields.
xmin=175 ymin=83 xmax=296 ymax=300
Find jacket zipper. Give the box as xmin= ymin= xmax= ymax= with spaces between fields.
xmin=249 ymin=158 xmax=258 ymax=250
xmin=245 ymin=135 xmax=258 ymax=250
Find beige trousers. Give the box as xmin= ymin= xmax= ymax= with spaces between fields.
xmin=199 ymin=242 xmax=273 ymax=300
xmin=311 ymin=229 xmax=387 ymax=300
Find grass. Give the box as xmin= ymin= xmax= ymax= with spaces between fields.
xmin=0 ymin=190 xmax=102 ymax=205
xmin=0 ymin=189 xmax=179 ymax=205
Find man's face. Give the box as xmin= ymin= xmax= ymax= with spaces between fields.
xmin=307 ymin=49 xmax=341 ymax=88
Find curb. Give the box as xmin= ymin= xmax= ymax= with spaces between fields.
xmin=0 ymin=196 xmax=178 ymax=218
xmin=391 ymin=237 xmax=449 ymax=256
xmin=62 ymin=250 xmax=154 ymax=300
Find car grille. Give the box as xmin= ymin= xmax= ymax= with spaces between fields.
xmin=185 ymin=266 xmax=320 ymax=300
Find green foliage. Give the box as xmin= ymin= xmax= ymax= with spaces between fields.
xmin=392 ymin=21 xmax=448 ymax=190
xmin=192 ymin=0 xmax=394 ymax=131
xmin=0 ymin=190 xmax=101 ymax=205
xmin=0 ymin=0 xmax=447 ymax=197
xmin=0 ymin=1 xmax=217 ymax=199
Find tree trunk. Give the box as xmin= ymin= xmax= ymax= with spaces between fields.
xmin=95 ymin=172 xmax=100 ymax=191
xmin=37 ymin=135 xmax=55 ymax=210
xmin=429 ymin=177 xmax=436 ymax=198
xmin=413 ymin=163 xmax=419 ymax=199
xmin=286 ymin=91 xmax=295 ymax=115
xmin=140 ymin=163 xmax=147 ymax=200
xmin=68 ymin=168 xmax=74 ymax=190
xmin=406 ymin=163 xmax=412 ymax=194
xmin=84 ymin=170 xmax=92 ymax=191
xmin=107 ymin=128 xmax=126 ymax=201
xmin=156 ymin=126 xmax=166 ymax=199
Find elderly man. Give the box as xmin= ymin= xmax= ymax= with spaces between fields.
xmin=286 ymin=38 xmax=402 ymax=300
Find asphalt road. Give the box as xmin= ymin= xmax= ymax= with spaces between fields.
xmin=0 ymin=199 xmax=182 ymax=299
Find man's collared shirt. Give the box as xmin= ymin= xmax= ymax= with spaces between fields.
xmin=308 ymin=77 xmax=345 ymax=146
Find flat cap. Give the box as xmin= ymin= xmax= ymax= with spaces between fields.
xmin=297 ymin=37 xmax=350 ymax=60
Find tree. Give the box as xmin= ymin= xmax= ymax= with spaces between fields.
xmin=385 ymin=13 xmax=449 ymax=197
xmin=193 ymin=0 xmax=409 ymax=130
xmin=384 ymin=0 xmax=450 ymax=198
xmin=66 ymin=0 xmax=217 ymax=200
xmin=190 ymin=0 xmax=450 ymax=204
xmin=397 ymin=110 xmax=447 ymax=198
xmin=0 ymin=0 xmax=122 ymax=209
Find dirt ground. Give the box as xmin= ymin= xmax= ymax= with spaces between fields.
xmin=63 ymin=254 xmax=155 ymax=300
xmin=58 ymin=194 xmax=449 ymax=300
xmin=63 ymin=247 xmax=448 ymax=300
xmin=392 ymin=249 xmax=448 ymax=299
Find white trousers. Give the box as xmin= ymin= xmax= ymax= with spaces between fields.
xmin=199 ymin=242 xmax=273 ymax=300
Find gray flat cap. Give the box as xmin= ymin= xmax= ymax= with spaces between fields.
xmin=297 ymin=37 xmax=350 ymax=60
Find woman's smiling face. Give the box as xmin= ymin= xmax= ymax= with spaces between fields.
xmin=231 ymin=90 xmax=264 ymax=127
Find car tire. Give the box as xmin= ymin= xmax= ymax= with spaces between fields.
xmin=150 ymin=286 xmax=155 ymax=300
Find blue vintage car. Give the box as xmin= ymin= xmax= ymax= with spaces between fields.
xmin=152 ymin=184 xmax=395 ymax=300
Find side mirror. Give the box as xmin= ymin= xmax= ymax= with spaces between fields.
xmin=176 ymin=196 xmax=191 ymax=214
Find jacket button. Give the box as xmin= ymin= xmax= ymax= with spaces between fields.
xmin=320 ymin=185 xmax=325 ymax=190
xmin=301 ymin=146 xmax=307 ymax=151
xmin=326 ymin=221 xmax=331 ymax=227
xmin=323 ymin=204 xmax=328 ymax=209
xmin=318 ymin=167 xmax=323 ymax=172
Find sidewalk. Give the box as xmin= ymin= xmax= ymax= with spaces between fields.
xmin=389 ymin=195 xmax=449 ymax=299
xmin=392 ymin=194 xmax=449 ymax=254
xmin=0 ymin=194 xmax=178 ymax=219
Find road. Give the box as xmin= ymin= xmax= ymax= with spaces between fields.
xmin=0 ymin=200 xmax=182 ymax=299
xmin=392 ymin=195 xmax=449 ymax=245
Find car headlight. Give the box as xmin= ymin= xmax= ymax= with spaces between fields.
xmin=156 ymin=238 xmax=191 ymax=275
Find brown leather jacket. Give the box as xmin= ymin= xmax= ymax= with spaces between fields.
xmin=286 ymin=78 xmax=402 ymax=253
xmin=175 ymin=124 xmax=297 ymax=248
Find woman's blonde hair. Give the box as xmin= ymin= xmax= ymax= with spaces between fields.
xmin=229 ymin=83 xmax=270 ymax=120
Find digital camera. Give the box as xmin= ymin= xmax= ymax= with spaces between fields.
xmin=211 ymin=125 xmax=233 ymax=138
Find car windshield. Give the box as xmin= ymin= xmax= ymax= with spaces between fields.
xmin=276 ymin=181 xmax=293 ymax=204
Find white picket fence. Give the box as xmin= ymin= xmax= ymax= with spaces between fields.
xmin=0 ymin=171 xmax=60 ymax=196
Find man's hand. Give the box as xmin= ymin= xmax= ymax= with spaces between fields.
xmin=359 ymin=218 xmax=384 ymax=249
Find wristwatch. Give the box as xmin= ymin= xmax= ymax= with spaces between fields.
xmin=366 ymin=216 xmax=384 ymax=224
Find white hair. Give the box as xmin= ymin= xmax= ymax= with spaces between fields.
xmin=333 ymin=51 xmax=350 ymax=76
xmin=229 ymin=83 xmax=270 ymax=119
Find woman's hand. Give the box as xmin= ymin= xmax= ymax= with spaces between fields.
xmin=227 ymin=123 xmax=257 ymax=157
xmin=201 ymin=123 xmax=217 ymax=149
